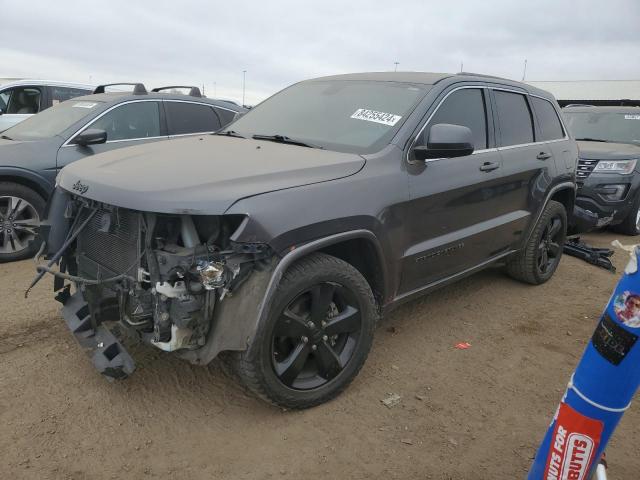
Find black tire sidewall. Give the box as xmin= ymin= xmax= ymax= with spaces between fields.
xmin=0 ymin=182 xmax=45 ymax=262
xmin=247 ymin=254 xmax=377 ymax=408
xmin=532 ymin=201 xmax=567 ymax=283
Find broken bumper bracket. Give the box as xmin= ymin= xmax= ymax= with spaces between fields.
xmin=62 ymin=291 xmax=136 ymax=380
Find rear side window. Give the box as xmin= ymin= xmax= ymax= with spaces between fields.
xmin=89 ymin=101 xmax=161 ymax=141
xmin=166 ymin=102 xmax=221 ymax=135
xmin=51 ymin=87 xmax=91 ymax=104
xmin=531 ymin=97 xmax=565 ymax=141
xmin=494 ymin=91 xmax=534 ymax=146
xmin=426 ymin=88 xmax=488 ymax=149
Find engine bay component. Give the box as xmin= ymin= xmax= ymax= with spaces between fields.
xmin=197 ymin=260 xmax=226 ymax=290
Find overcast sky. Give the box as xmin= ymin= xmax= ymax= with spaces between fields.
xmin=1 ymin=0 xmax=639 ymax=105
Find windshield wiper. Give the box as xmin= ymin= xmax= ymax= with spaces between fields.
xmin=575 ymin=137 xmax=608 ymax=143
xmin=214 ymin=130 xmax=245 ymax=138
xmin=0 ymin=134 xmax=13 ymax=141
xmin=252 ymin=134 xmax=323 ymax=149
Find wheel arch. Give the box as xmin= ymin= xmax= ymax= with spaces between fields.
xmin=549 ymin=186 xmax=576 ymax=217
xmin=0 ymin=170 xmax=53 ymax=201
xmin=267 ymin=230 xmax=387 ymax=311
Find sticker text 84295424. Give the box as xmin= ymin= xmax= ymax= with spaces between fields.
xmin=351 ymin=109 xmax=402 ymax=126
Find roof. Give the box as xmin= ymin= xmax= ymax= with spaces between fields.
xmin=310 ymin=72 xmax=451 ymax=85
xmin=527 ymin=80 xmax=640 ymax=101
xmin=562 ymin=105 xmax=640 ymax=113
xmin=0 ymin=79 xmax=94 ymax=90
xmin=306 ymin=71 xmax=552 ymax=97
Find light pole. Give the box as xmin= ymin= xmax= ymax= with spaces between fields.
xmin=242 ymin=70 xmax=247 ymax=106
xmin=394 ymin=62 xmax=399 ymax=72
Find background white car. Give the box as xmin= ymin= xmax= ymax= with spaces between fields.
xmin=0 ymin=79 xmax=93 ymax=131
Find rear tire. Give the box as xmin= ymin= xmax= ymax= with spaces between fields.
xmin=230 ymin=253 xmax=378 ymax=409
xmin=611 ymin=193 xmax=640 ymax=236
xmin=0 ymin=182 xmax=45 ymax=263
xmin=506 ymin=200 xmax=567 ymax=285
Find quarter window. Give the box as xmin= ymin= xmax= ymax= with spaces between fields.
xmin=214 ymin=107 xmax=238 ymax=126
xmin=494 ymin=91 xmax=534 ymax=146
xmin=89 ymin=101 xmax=161 ymax=141
xmin=165 ymin=102 xmax=221 ymax=135
xmin=425 ymin=88 xmax=488 ymax=150
xmin=531 ymin=97 xmax=565 ymax=141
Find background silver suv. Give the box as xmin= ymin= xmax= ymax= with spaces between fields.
xmin=0 ymin=79 xmax=93 ymax=131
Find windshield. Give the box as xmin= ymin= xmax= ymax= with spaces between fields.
xmin=226 ymin=80 xmax=429 ymax=154
xmin=564 ymin=111 xmax=640 ymax=146
xmin=3 ymin=99 xmax=103 ymax=140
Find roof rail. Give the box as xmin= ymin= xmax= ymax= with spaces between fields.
xmin=563 ymin=104 xmax=595 ymax=108
xmin=93 ymin=83 xmax=147 ymax=95
xmin=456 ymin=71 xmax=513 ymax=82
xmin=151 ymin=86 xmax=202 ymax=98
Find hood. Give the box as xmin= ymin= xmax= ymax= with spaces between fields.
xmin=577 ymin=140 xmax=640 ymax=160
xmin=58 ymin=135 xmax=366 ymax=214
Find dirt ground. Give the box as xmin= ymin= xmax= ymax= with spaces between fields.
xmin=1 ymin=231 xmax=638 ymax=479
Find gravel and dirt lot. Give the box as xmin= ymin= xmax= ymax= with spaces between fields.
xmin=1 ymin=231 xmax=639 ymax=479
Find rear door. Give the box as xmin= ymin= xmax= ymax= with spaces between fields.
xmin=490 ymin=88 xmax=550 ymax=249
xmin=164 ymin=100 xmax=222 ymax=137
xmin=401 ymin=85 xmax=506 ymax=293
xmin=56 ymin=100 xmax=167 ymax=169
xmin=530 ymin=95 xmax=575 ymax=173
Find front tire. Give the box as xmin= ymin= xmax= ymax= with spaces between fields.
xmin=231 ymin=253 xmax=378 ymax=409
xmin=0 ymin=182 xmax=45 ymax=262
xmin=506 ymin=200 xmax=567 ymax=285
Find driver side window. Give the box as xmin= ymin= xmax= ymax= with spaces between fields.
xmin=421 ymin=88 xmax=488 ymax=150
xmin=88 ymin=101 xmax=161 ymax=142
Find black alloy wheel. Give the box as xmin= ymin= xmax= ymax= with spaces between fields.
xmin=230 ymin=253 xmax=377 ymax=409
xmin=537 ymin=214 xmax=563 ymax=275
xmin=271 ymin=281 xmax=362 ymax=390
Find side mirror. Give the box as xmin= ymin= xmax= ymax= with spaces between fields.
xmin=413 ymin=123 xmax=474 ymax=161
xmin=73 ymin=128 xmax=107 ymax=146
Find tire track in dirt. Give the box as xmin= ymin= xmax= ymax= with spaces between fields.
xmin=0 ymin=317 xmax=67 ymax=355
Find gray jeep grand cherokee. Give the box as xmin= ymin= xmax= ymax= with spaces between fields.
xmin=37 ymin=72 xmax=577 ymax=408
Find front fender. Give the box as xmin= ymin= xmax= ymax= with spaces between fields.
xmin=0 ymin=166 xmax=56 ymax=199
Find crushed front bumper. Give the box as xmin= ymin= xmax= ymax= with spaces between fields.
xmin=61 ymin=290 xmax=135 ymax=380
xmin=576 ymin=171 xmax=640 ymax=226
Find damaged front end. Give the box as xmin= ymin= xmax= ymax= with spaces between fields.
xmin=32 ymin=188 xmax=274 ymax=380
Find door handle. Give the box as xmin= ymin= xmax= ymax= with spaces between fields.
xmin=479 ymin=161 xmax=499 ymax=172
xmin=536 ymin=152 xmax=552 ymax=160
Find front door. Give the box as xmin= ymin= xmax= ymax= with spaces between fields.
xmin=56 ymin=100 xmax=167 ymax=169
xmin=400 ymin=86 xmax=508 ymax=294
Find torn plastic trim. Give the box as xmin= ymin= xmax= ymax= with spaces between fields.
xmin=62 ymin=290 xmax=135 ymax=380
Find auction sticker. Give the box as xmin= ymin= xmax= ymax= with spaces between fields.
xmin=624 ymin=114 xmax=640 ymax=120
xmin=351 ymin=108 xmax=401 ymax=126
xmin=543 ymin=403 xmax=603 ymax=480
xmin=72 ymin=102 xmax=98 ymax=109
